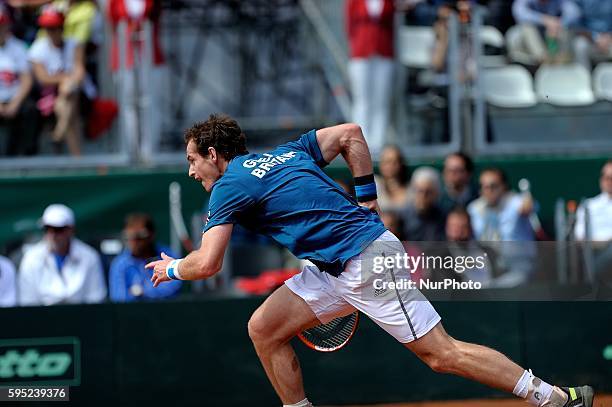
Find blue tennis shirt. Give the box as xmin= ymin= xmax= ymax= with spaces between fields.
xmin=203 ymin=130 xmax=387 ymax=276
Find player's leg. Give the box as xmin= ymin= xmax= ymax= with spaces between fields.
xmin=249 ymin=265 xmax=355 ymax=406
xmin=404 ymin=322 xmax=523 ymax=392
xmin=405 ymin=322 xmax=594 ymax=407
xmin=248 ymin=285 xmax=319 ymax=405
xmin=341 ymin=231 xmax=593 ymax=407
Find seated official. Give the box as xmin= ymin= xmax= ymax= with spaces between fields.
xmin=19 ymin=203 xmax=107 ymax=306
xmin=109 ymin=213 xmax=182 ymax=302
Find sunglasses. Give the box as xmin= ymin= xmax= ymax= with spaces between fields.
xmin=45 ymin=225 xmax=70 ymax=233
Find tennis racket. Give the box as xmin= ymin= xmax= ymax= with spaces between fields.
xmin=297 ymin=311 xmax=359 ymax=352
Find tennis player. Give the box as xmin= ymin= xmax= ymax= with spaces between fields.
xmin=146 ymin=114 xmax=594 ymax=407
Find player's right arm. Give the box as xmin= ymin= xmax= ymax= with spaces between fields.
xmin=147 ymin=224 xmax=233 ymax=286
xmin=175 ymin=224 xmax=233 ymax=280
xmin=315 ymin=123 xmax=379 ymax=213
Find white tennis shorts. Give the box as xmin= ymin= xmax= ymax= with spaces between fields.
xmin=285 ymin=230 xmax=441 ymax=343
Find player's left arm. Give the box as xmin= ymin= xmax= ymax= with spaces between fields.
xmin=147 ymin=224 xmax=233 ymax=287
xmin=315 ymin=123 xmax=380 ymax=213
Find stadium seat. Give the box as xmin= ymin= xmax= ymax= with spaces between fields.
xmin=480 ymin=25 xmax=504 ymax=48
xmin=479 ymin=25 xmax=507 ymax=68
xmin=482 ymin=65 xmax=537 ymax=107
xmin=397 ymin=25 xmax=435 ymax=69
xmin=593 ymin=62 xmax=612 ymax=101
xmin=535 ymin=64 xmax=595 ymax=106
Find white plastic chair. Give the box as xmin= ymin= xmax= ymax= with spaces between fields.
xmin=535 ymin=64 xmax=595 ymax=106
xmin=482 ymin=65 xmax=537 ymax=107
xmin=480 ymin=25 xmax=504 ymax=48
xmin=593 ymin=62 xmax=612 ymax=101
xmin=397 ymin=26 xmax=435 ymax=69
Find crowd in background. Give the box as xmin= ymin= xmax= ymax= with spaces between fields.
xmin=346 ymin=0 xmax=612 ymax=153
xmin=0 ymin=0 xmax=159 ymax=157
xmin=371 ymin=150 xmax=611 ymax=287
xmin=0 ymin=0 xmax=610 ymax=306
xmin=1 ymin=0 xmax=611 ymax=158
xmin=0 ymin=156 xmax=609 ymax=307
xmin=0 ymin=0 xmax=102 ymax=156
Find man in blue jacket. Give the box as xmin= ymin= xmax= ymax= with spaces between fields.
xmin=110 ymin=213 xmax=181 ymax=302
xmin=572 ymin=0 xmax=612 ymax=69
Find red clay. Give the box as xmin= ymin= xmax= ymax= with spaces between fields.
xmin=334 ymin=395 xmax=612 ymax=407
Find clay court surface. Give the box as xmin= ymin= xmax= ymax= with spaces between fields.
xmin=330 ymin=395 xmax=612 ymax=407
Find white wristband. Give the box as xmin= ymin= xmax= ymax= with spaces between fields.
xmin=165 ymin=259 xmax=184 ymax=280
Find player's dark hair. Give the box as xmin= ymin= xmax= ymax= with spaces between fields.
xmin=480 ymin=167 xmax=509 ymax=190
xmin=447 ymin=151 xmax=474 ymax=174
xmin=124 ymin=213 xmax=155 ymax=234
xmin=184 ymin=114 xmax=249 ymax=161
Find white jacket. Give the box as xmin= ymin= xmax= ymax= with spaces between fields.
xmin=18 ymin=238 xmax=107 ymax=306
xmin=0 ymin=255 xmax=16 ymax=307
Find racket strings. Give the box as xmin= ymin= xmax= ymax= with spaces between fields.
xmin=300 ymin=313 xmax=358 ymax=350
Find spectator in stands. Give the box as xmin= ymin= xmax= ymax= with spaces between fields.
xmin=575 ymin=160 xmax=612 ymax=242
xmin=468 ymin=168 xmax=536 ymax=286
xmin=468 ymin=168 xmax=535 ymax=241
xmin=57 ymin=0 xmax=99 ymax=44
xmin=576 ymin=160 xmax=612 ymax=288
xmin=108 ymin=0 xmax=164 ymax=72
xmin=427 ymin=1 xmax=476 ymax=76
xmin=574 ymin=160 xmax=612 ymax=285
xmin=109 ymin=213 xmax=182 ymax=302
xmin=484 ymin=0 xmax=515 ymax=33
xmin=422 ymin=206 xmax=493 ymax=284
xmin=444 ymin=207 xmax=493 ymax=283
xmin=29 ymin=5 xmax=95 ymax=156
xmin=56 ymin=0 xmax=102 ymax=84
xmin=401 ymin=166 xmax=446 ymax=241
xmin=404 ymin=0 xmax=472 ymax=27
xmin=430 ymin=2 xmax=455 ymax=73
xmin=571 ymin=0 xmax=612 ymax=70
xmin=439 ymin=151 xmax=478 ymax=214
xmin=375 ymin=145 xmax=411 ymax=211
xmin=346 ymin=0 xmax=395 ymax=156
xmin=0 ymin=254 xmax=16 ymax=307
xmin=446 ymin=205 xmax=473 ymax=241
xmin=509 ymin=0 xmax=578 ymax=65
xmin=18 ymin=203 xmax=107 ymax=305
xmin=6 ymin=0 xmax=48 ymax=44
xmin=0 ymin=4 xmax=38 ymax=156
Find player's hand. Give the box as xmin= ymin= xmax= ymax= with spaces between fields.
xmin=145 ymin=252 xmax=175 ymax=287
xmin=359 ymin=199 xmax=381 ymax=217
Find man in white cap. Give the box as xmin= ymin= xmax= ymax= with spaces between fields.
xmin=18 ymin=203 xmax=107 ymax=305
